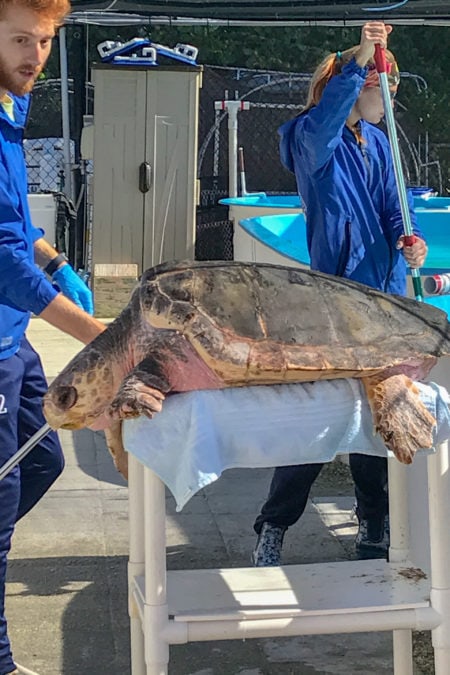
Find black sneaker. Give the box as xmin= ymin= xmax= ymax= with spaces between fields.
xmin=252 ymin=522 xmax=286 ymax=566
xmin=355 ymin=515 xmax=390 ymax=560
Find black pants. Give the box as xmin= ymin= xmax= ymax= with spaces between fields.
xmin=254 ymin=454 xmax=388 ymax=534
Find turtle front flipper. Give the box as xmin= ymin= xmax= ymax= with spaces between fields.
xmin=107 ymin=358 xmax=170 ymax=421
xmin=362 ymin=374 xmax=436 ymax=465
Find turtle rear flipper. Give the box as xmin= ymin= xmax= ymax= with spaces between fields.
xmin=363 ymin=374 xmax=436 ymax=464
xmin=108 ymin=359 xmax=170 ymax=421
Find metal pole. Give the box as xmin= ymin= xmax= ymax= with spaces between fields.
xmin=59 ymin=26 xmax=73 ymax=201
xmin=374 ymin=45 xmax=423 ymax=302
xmin=0 ymin=423 xmax=52 ymax=481
xmin=238 ymin=146 xmax=248 ymax=196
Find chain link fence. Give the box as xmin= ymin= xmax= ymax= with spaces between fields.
xmin=196 ymin=66 xmax=310 ymax=260
xmin=196 ymin=64 xmax=449 ymax=261
xmin=25 ymin=64 xmax=449 ymax=266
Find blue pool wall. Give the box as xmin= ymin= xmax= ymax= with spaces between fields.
xmin=223 ymin=192 xmax=450 ymax=272
xmin=226 ymin=193 xmax=450 ymax=316
xmin=220 ymin=193 xmax=450 ymax=212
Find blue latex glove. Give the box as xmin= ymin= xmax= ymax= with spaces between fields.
xmin=52 ymin=264 xmax=94 ymax=315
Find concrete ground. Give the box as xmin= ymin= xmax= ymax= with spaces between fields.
xmin=4 ymin=318 xmax=427 ymax=675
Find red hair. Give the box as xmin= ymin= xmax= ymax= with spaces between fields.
xmin=0 ymin=0 xmax=71 ymax=25
xmin=304 ymin=45 xmax=398 ymax=111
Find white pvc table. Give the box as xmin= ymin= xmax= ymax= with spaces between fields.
xmin=126 ymin=440 xmax=450 ymax=675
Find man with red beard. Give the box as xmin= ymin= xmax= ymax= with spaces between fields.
xmin=0 ymin=3 xmax=106 ymax=673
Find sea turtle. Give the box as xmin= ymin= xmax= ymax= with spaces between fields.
xmin=43 ymin=260 xmax=450 ymax=476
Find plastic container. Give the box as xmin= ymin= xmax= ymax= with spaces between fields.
xmin=27 ymin=193 xmax=56 ymax=246
xmin=424 ymin=294 xmax=450 ymax=318
xmin=220 ymin=194 xmax=302 ymax=264
xmin=237 ymin=212 xmax=309 ymax=267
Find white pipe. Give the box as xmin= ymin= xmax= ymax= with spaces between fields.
xmin=59 ymin=27 xmax=73 ymax=200
xmin=144 ymin=467 xmax=166 ymax=603
xmin=227 ymin=104 xmax=238 ymax=198
xmin=392 ymin=630 xmax=413 ymax=675
xmin=387 ymin=457 xmax=410 ymax=562
xmin=432 ymin=589 xmax=450 ymax=675
xmin=427 ymin=441 xmax=450 ymax=675
xmin=213 ymin=108 xmax=220 ymax=181
xmin=128 ymin=454 xmax=146 ymax=675
xmin=161 ymin=607 xmax=439 ymax=643
xmin=427 ymin=442 xmax=450 ymax=586
xmin=388 ymin=458 xmax=414 ymax=671
xmin=214 ymin=100 xmax=250 ymax=198
xmin=129 ymin=455 xmax=145 ymax=568
xmin=144 ymin=467 xmax=169 ymax=672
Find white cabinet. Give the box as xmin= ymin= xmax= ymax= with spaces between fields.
xmin=27 ymin=193 xmax=56 ymax=245
xmin=91 ymin=65 xmax=201 ymax=273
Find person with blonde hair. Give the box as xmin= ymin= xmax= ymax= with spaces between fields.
xmin=0 ymin=2 xmax=107 ymax=673
xmin=253 ymin=22 xmax=428 ymax=567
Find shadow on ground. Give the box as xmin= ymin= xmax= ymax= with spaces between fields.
xmin=7 ymin=555 xmax=130 ymax=675
xmin=72 ymin=427 xmax=126 ymax=487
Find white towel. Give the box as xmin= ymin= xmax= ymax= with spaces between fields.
xmin=123 ymin=379 xmax=450 ymax=511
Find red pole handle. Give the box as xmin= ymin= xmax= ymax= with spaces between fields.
xmin=403 ymin=235 xmax=417 ymax=247
xmin=374 ymin=44 xmax=387 ymax=73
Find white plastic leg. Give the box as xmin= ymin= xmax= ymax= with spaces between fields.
xmin=144 ymin=466 xmax=169 ymax=675
xmin=389 ymin=453 xmax=413 ymax=673
xmin=392 ymin=630 xmax=413 ymax=675
xmin=130 ymin=615 xmax=146 ymax=675
xmin=387 ymin=456 xmax=410 ymax=563
xmin=427 ymin=442 xmax=450 ymax=675
xmin=434 ymin=641 xmax=450 ymax=675
xmin=129 ymin=454 xmax=146 ymax=675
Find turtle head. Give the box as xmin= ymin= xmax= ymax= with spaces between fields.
xmin=44 ymin=346 xmax=115 ymax=430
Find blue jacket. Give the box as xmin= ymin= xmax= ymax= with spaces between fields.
xmin=278 ymin=57 xmax=423 ymax=296
xmin=0 ymin=94 xmax=58 ymax=360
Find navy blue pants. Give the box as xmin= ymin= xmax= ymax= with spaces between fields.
xmin=253 ymin=454 xmax=388 ymax=534
xmin=0 ymin=337 xmax=64 ymax=674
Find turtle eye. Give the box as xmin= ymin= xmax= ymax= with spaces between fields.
xmin=55 ymin=386 xmax=78 ymax=411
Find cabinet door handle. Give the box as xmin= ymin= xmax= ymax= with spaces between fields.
xmin=139 ymin=162 xmax=152 ymax=193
